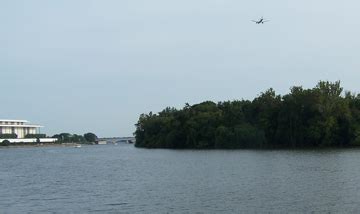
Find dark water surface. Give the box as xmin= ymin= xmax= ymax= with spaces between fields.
xmin=1 ymin=144 xmax=360 ymax=213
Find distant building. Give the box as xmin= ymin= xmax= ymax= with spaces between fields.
xmin=0 ymin=119 xmax=57 ymax=143
xmin=0 ymin=119 xmax=42 ymax=138
xmin=96 ymin=140 xmax=107 ymax=145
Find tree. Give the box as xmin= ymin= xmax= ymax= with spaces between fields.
xmin=84 ymin=133 xmax=98 ymax=143
xmin=52 ymin=133 xmax=92 ymax=144
xmin=251 ymin=88 xmax=282 ymax=145
xmin=134 ymin=80 xmax=357 ymax=149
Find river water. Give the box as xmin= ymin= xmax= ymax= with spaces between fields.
xmin=1 ymin=144 xmax=360 ymax=213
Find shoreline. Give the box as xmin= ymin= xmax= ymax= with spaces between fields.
xmin=0 ymin=142 xmax=90 ymax=148
xmin=134 ymin=144 xmax=360 ymax=151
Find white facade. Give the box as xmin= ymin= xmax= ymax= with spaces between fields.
xmin=0 ymin=119 xmax=42 ymax=138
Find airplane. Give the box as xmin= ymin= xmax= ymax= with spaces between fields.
xmin=251 ymin=17 xmax=270 ymax=24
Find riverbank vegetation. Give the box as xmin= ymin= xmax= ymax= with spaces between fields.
xmin=0 ymin=134 xmax=17 ymax=139
xmin=135 ymin=81 xmax=360 ymax=149
xmin=0 ymin=132 xmax=98 ymax=146
xmin=51 ymin=133 xmax=98 ymax=144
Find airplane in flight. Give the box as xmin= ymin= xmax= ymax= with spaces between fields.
xmin=251 ymin=17 xmax=270 ymax=24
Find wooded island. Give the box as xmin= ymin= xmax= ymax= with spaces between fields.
xmin=135 ymin=81 xmax=360 ymax=149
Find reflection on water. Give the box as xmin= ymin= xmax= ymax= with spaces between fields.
xmin=1 ymin=145 xmax=360 ymax=213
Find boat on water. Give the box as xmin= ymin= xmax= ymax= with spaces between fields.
xmin=74 ymin=144 xmax=82 ymax=148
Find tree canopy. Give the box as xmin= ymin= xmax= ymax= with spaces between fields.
xmin=135 ymin=81 xmax=360 ymax=149
xmin=84 ymin=133 xmax=98 ymax=143
xmin=52 ymin=133 xmax=97 ymax=144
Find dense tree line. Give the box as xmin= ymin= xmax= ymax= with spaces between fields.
xmin=135 ymin=81 xmax=360 ymax=149
xmin=52 ymin=132 xmax=98 ymax=144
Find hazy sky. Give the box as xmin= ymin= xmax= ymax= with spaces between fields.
xmin=1 ymin=0 xmax=360 ymax=137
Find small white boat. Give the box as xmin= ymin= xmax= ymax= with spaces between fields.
xmin=74 ymin=144 xmax=82 ymax=148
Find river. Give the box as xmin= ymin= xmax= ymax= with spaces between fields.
xmin=1 ymin=144 xmax=360 ymax=213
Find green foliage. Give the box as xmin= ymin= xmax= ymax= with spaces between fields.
xmin=0 ymin=134 xmax=17 ymax=139
xmin=25 ymin=134 xmax=46 ymax=138
xmin=52 ymin=133 xmax=88 ymax=144
xmin=1 ymin=140 xmax=10 ymax=146
xmin=84 ymin=133 xmax=97 ymax=142
xmin=135 ymin=81 xmax=360 ymax=149
xmin=214 ymin=124 xmax=266 ymax=149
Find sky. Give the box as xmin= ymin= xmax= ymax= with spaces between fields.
xmin=1 ymin=0 xmax=360 ymax=137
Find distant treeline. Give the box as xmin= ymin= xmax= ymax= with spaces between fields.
xmin=135 ymin=81 xmax=360 ymax=149
xmin=52 ymin=133 xmax=98 ymax=144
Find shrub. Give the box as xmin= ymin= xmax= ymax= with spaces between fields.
xmin=0 ymin=134 xmax=17 ymax=139
xmin=25 ymin=134 xmax=46 ymax=138
xmin=1 ymin=140 xmax=10 ymax=146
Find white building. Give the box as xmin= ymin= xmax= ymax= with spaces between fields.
xmin=0 ymin=119 xmax=42 ymax=138
xmin=0 ymin=119 xmax=57 ymax=143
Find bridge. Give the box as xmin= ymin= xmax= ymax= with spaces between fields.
xmin=97 ymin=137 xmax=135 ymax=144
